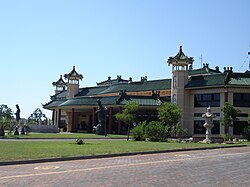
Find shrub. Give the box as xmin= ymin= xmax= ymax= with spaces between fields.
xmin=131 ymin=123 xmax=146 ymax=141
xmin=76 ymin=138 xmax=85 ymax=145
xmin=145 ymin=121 xmax=167 ymax=142
xmin=0 ymin=127 xmax=4 ymax=136
xmin=243 ymin=126 xmax=250 ymax=141
xmin=223 ymin=135 xmax=233 ymax=141
xmin=171 ymin=123 xmax=188 ymax=138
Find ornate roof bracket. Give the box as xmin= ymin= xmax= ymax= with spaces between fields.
xmin=152 ymin=90 xmax=162 ymax=103
xmin=116 ymin=89 xmax=131 ymax=104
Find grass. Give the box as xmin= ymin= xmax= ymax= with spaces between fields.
xmin=1 ymin=132 xmax=127 ymax=139
xmin=0 ymin=140 xmax=246 ymax=162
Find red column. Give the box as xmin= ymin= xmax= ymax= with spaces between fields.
xmin=71 ymin=108 xmax=75 ymax=132
xmin=58 ymin=109 xmax=61 ymax=127
xmin=118 ymin=107 xmax=122 ymax=134
xmin=52 ymin=109 xmax=55 ymax=126
xmin=109 ymin=107 xmax=113 ymax=133
xmin=55 ymin=110 xmax=58 ymax=126
xmin=92 ymin=107 xmax=96 ymax=126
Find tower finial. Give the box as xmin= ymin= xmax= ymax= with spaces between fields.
xmin=180 ymin=46 xmax=182 ymax=51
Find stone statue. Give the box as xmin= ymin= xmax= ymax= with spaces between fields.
xmin=15 ymin=104 xmax=21 ymax=122
xmin=95 ymin=99 xmax=105 ymax=135
xmin=14 ymin=104 xmax=21 ymax=135
xmin=202 ymin=107 xmax=215 ymax=143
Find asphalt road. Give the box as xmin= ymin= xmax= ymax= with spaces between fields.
xmin=0 ymin=146 xmax=249 ymax=187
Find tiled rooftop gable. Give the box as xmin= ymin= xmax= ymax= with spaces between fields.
xmin=186 ymin=70 xmax=250 ymax=88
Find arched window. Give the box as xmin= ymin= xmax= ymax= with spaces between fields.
xmin=173 ymin=76 xmax=177 ymax=89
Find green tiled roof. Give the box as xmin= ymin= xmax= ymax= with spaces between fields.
xmin=188 ymin=67 xmax=221 ymax=76
xmin=44 ymin=64 xmax=250 ymax=110
xmin=45 ymin=69 xmax=250 ymax=108
xmin=185 ymin=74 xmax=226 ymax=88
xmin=44 ymin=77 xmax=171 ymax=109
xmin=43 ymin=99 xmax=67 ymax=109
xmin=59 ymin=95 xmax=167 ymax=108
xmin=186 ymin=71 xmax=250 ymax=88
xmin=53 ymin=90 xmax=68 ymax=99
xmin=76 ymin=86 xmax=110 ymax=96
xmin=76 ymin=79 xmax=170 ymax=96
xmin=44 ymin=94 xmax=170 ymax=109
xmin=227 ymin=72 xmax=250 ymax=86
xmin=96 ymin=76 xmax=129 ymax=86
xmin=99 ymin=79 xmax=171 ymax=94
xmin=59 ymin=97 xmax=102 ymax=107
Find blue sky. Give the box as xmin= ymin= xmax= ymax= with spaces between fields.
xmin=0 ymin=0 xmax=249 ymax=118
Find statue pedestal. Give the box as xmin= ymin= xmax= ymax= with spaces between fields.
xmin=14 ymin=125 xmax=19 ymax=135
xmin=203 ymin=123 xmax=214 ymax=143
xmin=96 ymin=123 xmax=105 ymax=135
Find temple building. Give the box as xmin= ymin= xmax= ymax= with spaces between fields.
xmin=43 ymin=46 xmax=250 ymax=136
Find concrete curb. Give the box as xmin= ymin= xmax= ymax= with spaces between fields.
xmin=0 ymin=144 xmax=247 ymax=166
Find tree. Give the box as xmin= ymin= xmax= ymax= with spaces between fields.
xmin=221 ymin=102 xmax=240 ymax=136
xmin=116 ymin=101 xmax=139 ymax=141
xmin=0 ymin=116 xmax=11 ymax=136
xmin=157 ymin=102 xmax=182 ymax=136
xmin=245 ymin=113 xmax=250 ymax=140
xmin=0 ymin=104 xmax=14 ymax=136
xmin=28 ymin=108 xmax=48 ymax=125
xmin=0 ymin=104 xmax=13 ymax=119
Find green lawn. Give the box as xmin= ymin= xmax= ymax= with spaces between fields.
xmin=1 ymin=132 xmax=127 ymax=139
xmin=0 ymin=140 xmax=246 ymax=162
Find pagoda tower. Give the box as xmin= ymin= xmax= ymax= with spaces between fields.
xmin=167 ymin=46 xmax=194 ymax=130
xmin=167 ymin=46 xmax=194 ymax=107
xmin=52 ymin=75 xmax=67 ymax=94
xmin=64 ymin=66 xmax=83 ymax=98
